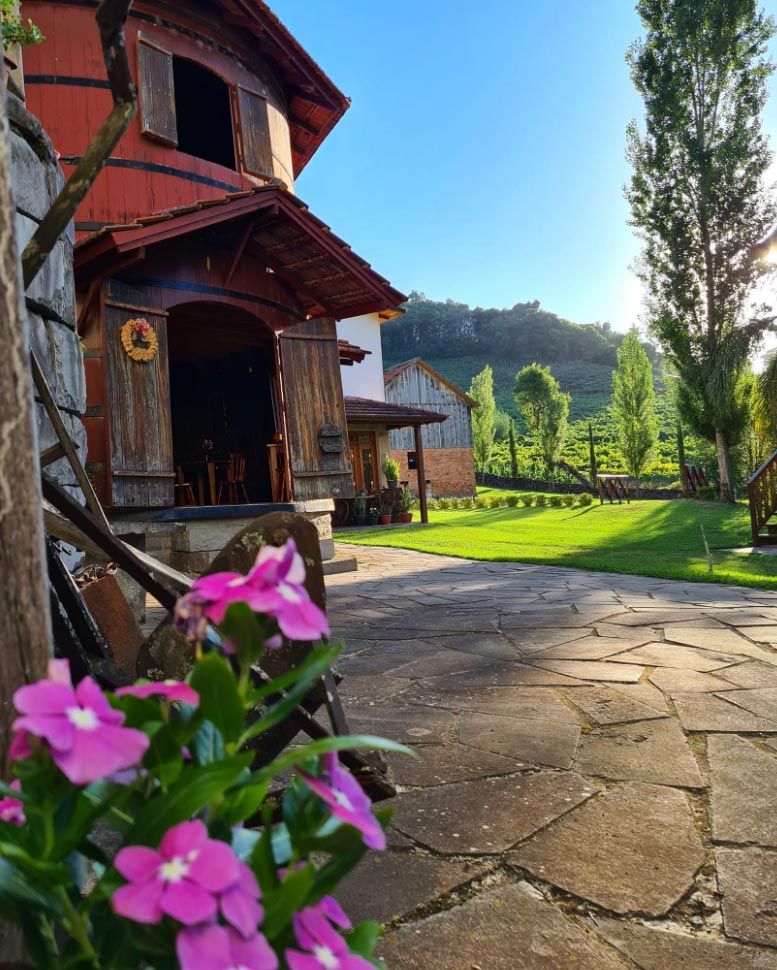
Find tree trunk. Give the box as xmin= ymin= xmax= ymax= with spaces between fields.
xmin=716 ymin=431 xmax=735 ymax=502
xmin=0 ymin=72 xmax=52 ymax=969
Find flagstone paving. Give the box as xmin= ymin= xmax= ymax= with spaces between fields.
xmin=326 ymin=544 xmax=777 ymax=967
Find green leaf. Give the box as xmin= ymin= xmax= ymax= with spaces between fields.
xmin=0 ymin=856 xmax=60 ymax=915
xmin=262 ymin=864 xmax=314 ymax=941
xmin=143 ymin=723 xmax=184 ymax=787
xmin=128 ymin=756 xmax=251 ymax=844
xmin=238 ymin=645 xmax=341 ymax=745
xmin=0 ymin=841 xmax=70 ymax=883
xmin=216 ymin=779 xmax=269 ymax=826
xmin=250 ymin=806 xmax=279 ymax=891
xmin=190 ymin=652 xmax=245 ymax=744
xmin=309 ymin=807 xmax=392 ymax=901
xmin=219 ymin=601 xmax=270 ymax=664
xmin=347 ymin=920 xmax=382 ymax=958
xmin=190 ymin=718 xmax=226 ymax=765
xmin=249 ymin=735 xmax=416 ymax=785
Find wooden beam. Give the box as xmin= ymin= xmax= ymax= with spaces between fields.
xmin=414 ymin=423 xmax=429 ymax=524
xmin=223 ymin=220 xmax=255 ymax=288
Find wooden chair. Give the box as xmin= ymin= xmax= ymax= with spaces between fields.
xmin=217 ymin=453 xmax=249 ymax=504
xmin=174 ymin=465 xmax=196 ymax=507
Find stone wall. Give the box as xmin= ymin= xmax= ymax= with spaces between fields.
xmin=8 ymin=92 xmax=84 ymax=498
xmin=391 ymin=447 xmax=476 ymax=497
xmin=478 ymin=472 xmax=685 ymax=500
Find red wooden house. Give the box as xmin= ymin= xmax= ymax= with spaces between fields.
xmin=22 ymin=0 xmax=407 ymax=562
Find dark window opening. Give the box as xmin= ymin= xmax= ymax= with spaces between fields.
xmin=173 ymin=58 xmax=236 ymax=170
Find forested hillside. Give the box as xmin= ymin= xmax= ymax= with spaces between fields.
xmin=381 ymin=294 xmax=714 ymax=484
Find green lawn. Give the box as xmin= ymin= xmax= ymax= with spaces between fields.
xmin=338 ymin=496 xmax=777 ymax=590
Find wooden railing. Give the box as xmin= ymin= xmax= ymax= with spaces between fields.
xmin=747 ymin=449 xmax=777 ymax=546
xmin=683 ymin=464 xmax=706 ymax=495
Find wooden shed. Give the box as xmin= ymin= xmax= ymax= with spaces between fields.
xmin=384 ymin=359 xmax=477 ymax=497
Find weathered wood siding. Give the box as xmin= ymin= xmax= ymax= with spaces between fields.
xmin=280 ymin=319 xmax=354 ymax=501
xmin=103 ymin=279 xmax=174 ymax=508
xmin=23 ymin=0 xmax=295 ymax=237
xmin=386 ymin=363 xmax=474 ymax=451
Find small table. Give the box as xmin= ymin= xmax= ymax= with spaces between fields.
xmin=596 ymin=473 xmax=631 ymax=505
xmin=180 ymin=458 xmax=227 ymax=506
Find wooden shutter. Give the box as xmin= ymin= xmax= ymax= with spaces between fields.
xmin=237 ymin=86 xmax=272 ymax=177
xmin=137 ymin=35 xmax=178 ymax=147
xmin=103 ymin=279 xmax=174 ymax=508
xmin=279 ymin=319 xmax=355 ymax=502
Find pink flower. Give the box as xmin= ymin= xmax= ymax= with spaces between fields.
xmin=0 ymin=780 xmax=24 ymax=825
xmin=112 ymin=820 xmax=240 ymax=926
xmin=177 ymin=924 xmax=277 ymax=970
xmin=286 ymin=908 xmax=373 ymax=970
xmin=177 ymin=539 xmax=329 ymax=642
xmin=172 ymin=591 xmax=209 ymax=643
xmin=115 ymin=680 xmax=199 ymax=705
xmin=12 ymin=660 xmax=149 ymax=786
xmin=8 ymin=730 xmax=32 ymax=762
xmin=219 ymin=861 xmax=264 ymax=937
xmin=297 ymin=754 xmax=386 ymax=851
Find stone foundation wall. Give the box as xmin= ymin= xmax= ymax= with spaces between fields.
xmin=391 ymin=448 xmax=476 ymax=498
xmin=8 ymin=93 xmax=84 ymax=497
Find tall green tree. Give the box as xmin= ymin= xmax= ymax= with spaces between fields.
xmin=677 ymin=421 xmax=687 ymax=489
xmin=627 ymin=0 xmax=776 ymax=501
xmin=611 ymin=330 xmax=658 ymax=488
xmin=514 ymin=363 xmax=570 ymax=476
xmin=588 ymin=422 xmax=598 ymax=486
xmin=468 ymin=364 xmax=496 ymax=472
xmin=508 ymin=419 xmax=519 ymax=478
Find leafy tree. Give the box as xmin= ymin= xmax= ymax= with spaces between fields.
xmin=677 ymin=421 xmax=687 ymax=488
xmin=468 ymin=364 xmax=496 ymax=472
xmin=754 ymin=351 xmax=777 ymax=453
xmin=493 ymin=409 xmax=512 ymax=441
xmin=611 ymin=330 xmax=658 ymax=488
xmin=508 ymin=419 xmax=519 ymax=478
xmin=627 ymin=0 xmax=777 ymax=501
xmin=588 ymin=422 xmax=598 ymax=485
xmin=514 ymin=363 xmax=570 ymax=475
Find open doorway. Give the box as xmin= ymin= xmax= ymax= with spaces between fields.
xmin=167 ymin=302 xmax=281 ymax=504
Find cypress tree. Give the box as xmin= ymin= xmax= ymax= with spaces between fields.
xmin=588 ymin=422 xmax=597 ymax=486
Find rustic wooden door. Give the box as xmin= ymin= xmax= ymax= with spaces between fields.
xmin=103 ymin=279 xmax=174 ymax=507
xmin=278 ymin=319 xmax=354 ymax=501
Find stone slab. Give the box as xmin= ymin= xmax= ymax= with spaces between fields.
xmin=673 ymin=693 xmax=777 ymax=733
xmin=563 ymin=685 xmax=668 ymax=724
xmin=501 ymin=607 xmax=621 ymax=629
xmin=721 ymin=688 xmax=777 ymax=721
xmin=459 ymin=711 xmax=581 ymax=769
xmin=419 ymin=664 xmax=587 ymax=691
xmin=335 ymin=851 xmax=486 ymax=925
xmin=532 ymin=636 xmax=638 ymax=661
xmin=740 ymin=627 xmax=777 ymax=645
xmin=510 ymin=782 xmax=705 ymax=916
xmin=649 ymin=667 xmax=736 ymax=695
xmin=427 ymin=686 xmax=580 ymax=723
xmin=342 ymin=702 xmax=459 ymax=745
xmin=666 ymin=627 xmax=776 ymax=660
xmin=708 ymin=735 xmax=777 ymax=846
xmin=614 ymin=642 xmax=740 ymax=672
xmin=498 ymin=627 xmax=591 ymax=655
xmin=592 ymin=916 xmax=777 ymax=969
xmin=525 ymin=658 xmax=646 ymax=682
xmin=386 ymin=743 xmax=523 ymax=788
xmin=574 ymin=717 xmax=704 ymax=788
xmin=717 ymin=661 xmax=777 ymax=689
xmin=608 ymin=682 xmax=670 ymax=713
xmin=391 ymin=771 xmax=597 ymax=854
xmin=717 ymin=847 xmax=777 ymax=946
xmin=391 ymin=649 xmax=504 ymax=680
xmin=377 ymin=882 xmax=629 ymax=970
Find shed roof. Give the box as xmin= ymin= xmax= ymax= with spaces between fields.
xmin=339 ymin=339 xmax=371 ymax=366
xmin=210 ymin=0 xmax=350 ymax=175
xmin=383 ymin=358 xmax=478 ymax=408
xmin=344 ymin=397 xmax=448 ymax=430
xmin=75 ymin=185 xmax=407 ymax=320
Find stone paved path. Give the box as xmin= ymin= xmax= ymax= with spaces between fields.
xmin=326 ymin=544 xmax=777 ymax=969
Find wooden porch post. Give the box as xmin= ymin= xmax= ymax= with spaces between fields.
xmin=414 ymin=423 xmax=428 ymax=524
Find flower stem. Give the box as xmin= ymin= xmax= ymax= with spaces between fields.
xmin=55 ymin=887 xmax=98 ymax=967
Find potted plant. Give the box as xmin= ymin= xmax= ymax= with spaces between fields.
xmin=353 ymin=489 xmax=367 ymax=526
xmin=382 ymin=454 xmax=401 ymax=489
xmin=378 ymin=495 xmax=393 ymax=525
xmin=367 ymin=504 xmax=380 ymax=526
xmin=398 ymin=485 xmax=414 ymax=523
xmin=2 ymin=1 xmax=43 ymax=77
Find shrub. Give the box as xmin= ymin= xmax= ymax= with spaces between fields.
xmin=449 ymin=497 xmax=461 ymax=510
xmin=474 ymin=496 xmax=488 ymax=509
xmin=460 ymin=496 xmax=474 ymax=509
xmin=438 ymin=497 xmax=451 ymax=510
xmin=578 ymin=492 xmax=594 ymax=507
xmin=506 ymin=494 xmax=520 ymax=507
xmin=488 ymin=494 xmax=504 ymax=508
xmin=0 ymin=540 xmax=401 ymax=968
xmin=561 ymin=493 xmax=577 ymax=507
xmin=519 ymin=494 xmax=535 ymax=507
xmin=534 ymin=494 xmax=548 ymax=507
xmin=696 ymin=484 xmax=718 ymax=501
xmin=549 ymin=495 xmax=563 ymax=507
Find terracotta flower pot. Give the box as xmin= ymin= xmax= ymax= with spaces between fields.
xmin=378 ymin=514 xmax=392 ymax=525
xmin=399 ymin=512 xmax=413 ymax=523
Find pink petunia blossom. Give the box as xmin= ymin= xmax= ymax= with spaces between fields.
xmin=12 ymin=660 xmax=149 ymax=786
xmin=115 ymin=680 xmax=199 ymax=706
xmin=286 ymin=908 xmax=373 ymax=970
xmin=175 ymin=539 xmax=329 ymax=643
xmin=112 ymin=820 xmax=240 ymax=927
xmin=0 ymin=780 xmax=24 ymax=825
xmin=297 ymin=753 xmax=386 ymax=851
xmin=177 ymin=923 xmax=278 ymax=970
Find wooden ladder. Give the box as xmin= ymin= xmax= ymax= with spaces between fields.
xmin=747 ymin=449 xmax=777 ymax=546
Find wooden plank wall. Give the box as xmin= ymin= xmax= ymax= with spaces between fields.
xmin=386 ymin=363 xmax=474 ymax=451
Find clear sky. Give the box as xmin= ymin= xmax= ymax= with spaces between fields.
xmin=270 ymin=0 xmax=777 ymax=333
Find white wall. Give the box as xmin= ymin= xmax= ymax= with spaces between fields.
xmin=338 ymin=313 xmax=386 ymax=401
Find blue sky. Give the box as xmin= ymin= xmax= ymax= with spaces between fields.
xmin=271 ymin=0 xmax=777 ymax=332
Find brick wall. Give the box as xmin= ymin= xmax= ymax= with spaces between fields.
xmin=391 ymin=447 xmax=476 ymax=497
